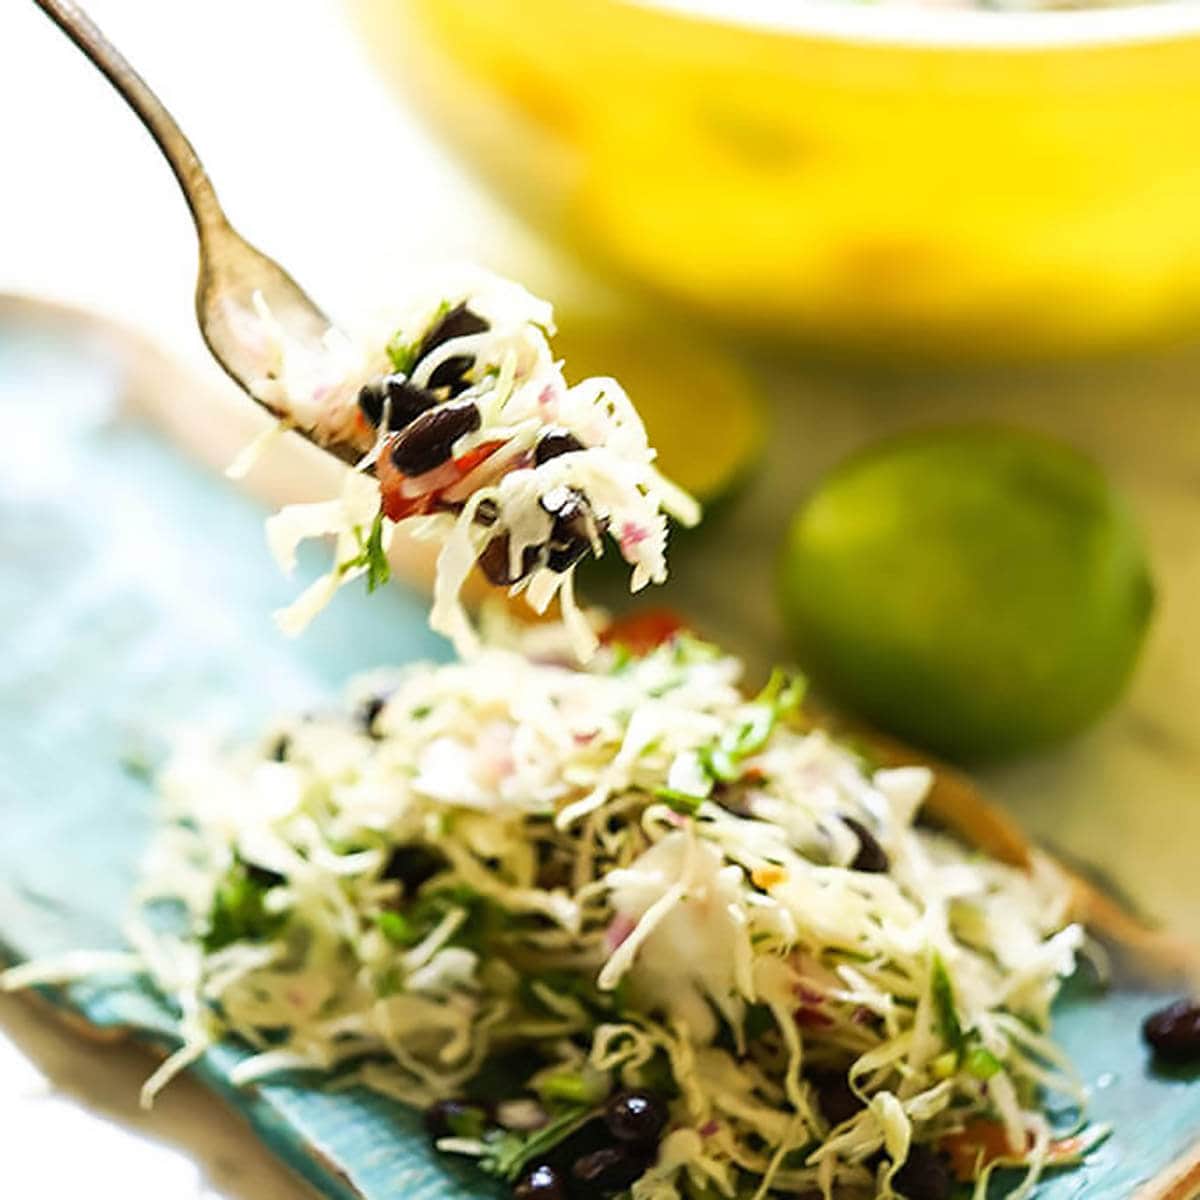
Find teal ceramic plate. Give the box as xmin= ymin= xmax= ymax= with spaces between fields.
xmin=1 ymin=306 xmax=1198 ymax=1200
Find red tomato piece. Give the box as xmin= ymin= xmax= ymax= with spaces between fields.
xmin=453 ymin=439 xmax=506 ymax=478
xmin=601 ymin=609 xmax=689 ymax=656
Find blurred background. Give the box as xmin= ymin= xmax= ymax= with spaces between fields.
xmin=1 ymin=0 xmax=1199 ymax=1195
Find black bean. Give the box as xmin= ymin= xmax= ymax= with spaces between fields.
xmin=243 ymin=862 xmax=285 ymax=889
xmin=891 ymin=1145 xmax=953 ymax=1200
xmin=604 ymin=1089 xmax=668 ymax=1145
xmin=477 ymin=535 xmax=511 ymax=586
xmin=429 ymin=355 xmax=475 ymax=395
xmin=535 ymin=1118 xmax=612 ymax=1179
xmin=1144 ymin=999 xmax=1200 ymax=1063
xmin=383 ymin=845 xmax=446 ymax=892
xmin=389 ymin=398 xmax=482 ymax=476
xmin=570 ymin=1145 xmax=650 ymax=1195
xmin=416 ymin=303 xmax=490 ymax=395
xmin=842 ymin=815 xmax=890 ymax=874
xmin=357 ymin=378 xmax=389 ymax=427
xmin=546 ymin=538 xmax=590 ymax=574
xmin=534 ymin=428 xmax=585 ymax=466
xmin=552 ymin=488 xmax=606 ymax=545
xmin=423 ymin=1098 xmax=490 ymax=1140
xmin=808 ymin=1070 xmax=863 ymax=1128
xmin=358 ymin=374 xmax=439 ymax=431
xmin=474 ymin=498 xmax=500 ymax=528
xmin=540 ymin=487 xmax=602 ymax=574
xmin=515 ymin=1163 xmax=566 ymax=1200
xmin=433 ymin=354 xmax=478 ymax=393
xmin=357 ymin=693 xmax=390 ymax=736
xmin=711 ymin=781 xmax=755 ymax=818
xmin=418 ymin=302 xmax=490 ymax=359
xmin=478 ymin=533 xmax=545 ymax=587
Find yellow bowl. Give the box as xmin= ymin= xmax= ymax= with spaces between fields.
xmin=351 ymin=0 xmax=1200 ymax=360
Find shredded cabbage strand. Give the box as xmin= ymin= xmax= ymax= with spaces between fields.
xmin=243 ymin=269 xmax=699 ymax=662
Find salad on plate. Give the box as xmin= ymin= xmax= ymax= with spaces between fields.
xmin=10 ymin=614 xmax=1108 ymax=1200
xmin=3 ymin=271 xmax=1154 ymax=1200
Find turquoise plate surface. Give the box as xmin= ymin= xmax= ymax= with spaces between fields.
xmin=1 ymin=310 xmax=1197 ymax=1199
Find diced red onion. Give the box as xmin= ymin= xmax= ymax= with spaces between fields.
xmin=606 ymin=914 xmax=637 ymax=952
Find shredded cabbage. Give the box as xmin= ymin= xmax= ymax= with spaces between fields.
xmin=10 ymin=632 xmax=1095 ymax=1197
xmin=242 ymin=270 xmax=698 ymax=661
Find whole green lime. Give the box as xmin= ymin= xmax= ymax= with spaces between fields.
xmin=777 ymin=427 xmax=1155 ymax=762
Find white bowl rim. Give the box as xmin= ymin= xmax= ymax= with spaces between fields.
xmin=624 ymin=0 xmax=1200 ymax=50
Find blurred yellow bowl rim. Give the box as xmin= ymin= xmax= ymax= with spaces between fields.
xmin=351 ymin=0 xmax=1200 ymax=361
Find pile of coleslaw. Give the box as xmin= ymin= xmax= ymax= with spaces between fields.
xmin=20 ymin=623 xmax=1101 ymax=1200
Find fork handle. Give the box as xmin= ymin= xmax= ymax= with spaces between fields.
xmin=33 ymin=0 xmax=228 ymax=239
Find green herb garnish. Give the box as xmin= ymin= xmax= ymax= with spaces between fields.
xmin=654 ymin=786 xmax=706 ymax=816
xmin=385 ymin=332 xmax=417 ymax=375
xmin=339 ymin=512 xmax=391 ymax=593
xmin=523 ymin=969 xmax=629 ymax=1019
xmin=376 ymin=911 xmax=418 ymax=947
xmin=701 ymin=668 xmax=806 ymax=783
xmin=931 ymin=951 xmax=967 ymax=1058
xmin=964 ymin=1044 xmax=1003 ymax=1080
xmin=480 ymin=1105 xmax=593 ymax=1181
xmin=536 ymin=1070 xmax=609 ymax=1106
xmin=203 ymin=860 xmax=285 ymax=952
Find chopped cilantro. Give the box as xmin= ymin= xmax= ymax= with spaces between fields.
xmin=931 ymin=1050 xmax=959 ymax=1080
xmin=654 ymin=786 xmax=706 ymax=816
xmin=964 ymin=1044 xmax=1003 ymax=1080
xmin=403 ymin=884 xmax=508 ymax=953
xmin=608 ymin=643 xmax=634 ymax=674
xmin=536 ymin=1070 xmax=608 ymax=1106
xmin=387 ymin=300 xmax=452 ymax=374
xmin=670 ymin=634 xmax=722 ymax=666
xmin=385 ymin=331 xmax=417 ymax=375
xmin=523 ymin=969 xmax=627 ymax=1019
xmin=376 ymin=911 xmax=418 ymax=946
xmin=203 ymin=860 xmax=286 ymax=952
xmin=339 ymin=512 xmax=391 ymax=593
xmin=931 ymin=952 xmax=966 ymax=1058
xmin=700 ymin=668 xmax=806 ymax=783
xmin=480 ymin=1104 xmax=593 ymax=1181
xmin=363 ymin=513 xmax=391 ymax=592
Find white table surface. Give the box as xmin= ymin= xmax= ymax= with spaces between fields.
xmin=2 ymin=2 xmax=1199 ymax=1197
